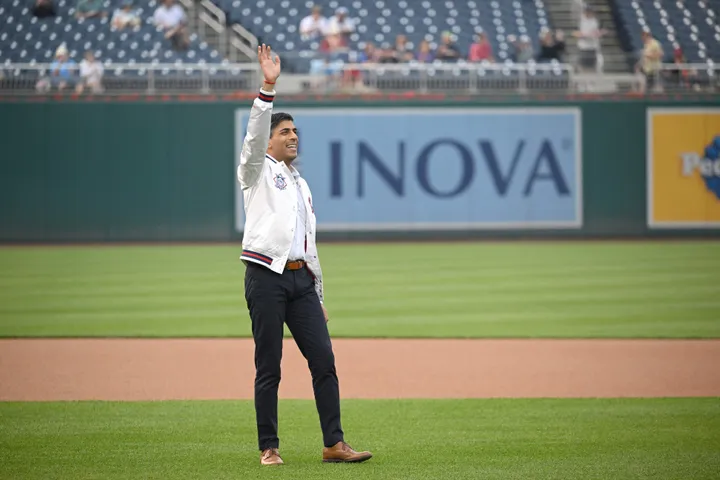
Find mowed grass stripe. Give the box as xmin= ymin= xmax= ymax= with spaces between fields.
xmin=0 ymin=399 xmax=718 ymax=480
xmin=0 ymin=242 xmax=718 ymax=338
xmin=6 ymin=283 xmax=716 ymax=314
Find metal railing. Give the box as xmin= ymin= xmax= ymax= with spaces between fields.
xmin=230 ymin=24 xmax=259 ymax=62
xmin=326 ymin=61 xmax=576 ymax=94
xmin=198 ymin=0 xmax=233 ymax=61
xmin=0 ymin=63 xmax=260 ymax=95
xmin=638 ymin=63 xmax=718 ymax=93
xmin=176 ymin=0 xmax=198 ymax=33
xmin=0 ymin=61 xmax=715 ymax=96
xmin=199 ymin=0 xmax=226 ymax=25
xmin=198 ymin=11 xmax=226 ymax=57
xmin=197 ymin=0 xmax=258 ymax=62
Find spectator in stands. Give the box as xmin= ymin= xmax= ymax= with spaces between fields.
xmin=153 ymin=0 xmax=189 ymax=51
xmin=324 ymin=7 xmax=355 ymax=43
xmin=112 ymin=0 xmax=141 ymax=30
xmin=435 ymin=31 xmax=461 ymax=61
xmin=377 ymin=42 xmax=399 ymax=63
xmin=314 ymin=29 xmax=351 ymax=91
xmin=394 ymin=35 xmax=414 ymax=62
xmin=75 ymin=0 xmax=107 ymax=19
xmin=35 ymin=45 xmax=77 ymax=92
xmin=31 ymin=0 xmax=56 ymax=18
xmin=319 ymin=29 xmax=348 ymax=53
xmin=573 ymin=7 xmax=606 ymax=72
xmin=636 ymin=30 xmax=663 ymax=92
xmin=76 ymin=50 xmax=104 ymax=94
xmin=299 ymin=5 xmax=327 ymax=41
xmin=508 ymin=35 xmax=534 ymax=63
xmin=343 ymin=43 xmax=376 ymax=90
xmin=537 ymin=28 xmax=566 ymax=62
xmin=665 ymin=47 xmax=700 ymax=91
xmin=415 ymin=40 xmax=434 ymax=63
xmin=468 ymin=32 xmax=494 ymax=63
xmin=357 ymin=42 xmax=379 ymax=63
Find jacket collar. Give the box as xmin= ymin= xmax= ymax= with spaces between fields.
xmin=267 ymin=153 xmax=300 ymax=178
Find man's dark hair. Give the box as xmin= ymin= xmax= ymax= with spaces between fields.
xmin=270 ymin=112 xmax=294 ymax=137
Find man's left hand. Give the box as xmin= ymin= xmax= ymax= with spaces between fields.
xmin=321 ymin=304 xmax=329 ymax=323
xmin=258 ymin=44 xmax=281 ymax=83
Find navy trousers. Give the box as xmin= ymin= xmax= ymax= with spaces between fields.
xmin=244 ymin=261 xmax=344 ymax=451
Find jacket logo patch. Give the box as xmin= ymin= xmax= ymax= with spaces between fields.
xmin=273 ymin=174 xmax=288 ymax=190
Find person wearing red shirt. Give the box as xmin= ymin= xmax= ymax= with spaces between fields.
xmin=468 ymin=33 xmax=495 ymax=62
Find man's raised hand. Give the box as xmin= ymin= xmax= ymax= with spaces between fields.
xmin=258 ymin=44 xmax=281 ymax=84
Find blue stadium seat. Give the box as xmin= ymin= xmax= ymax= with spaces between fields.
xmin=207 ymin=0 xmax=561 ymax=72
xmin=0 ymin=0 xmax=228 ymax=71
xmin=5 ymin=0 xmax=716 ymax=83
xmin=610 ymin=0 xmax=718 ymax=65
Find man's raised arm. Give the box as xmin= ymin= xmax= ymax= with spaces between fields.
xmin=237 ymin=44 xmax=281 ymax=189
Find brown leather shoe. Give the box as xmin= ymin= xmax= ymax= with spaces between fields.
xmin=260 ymin=448 xmax=283 ymax=465
xmin=322 ymin=441 xmax=373 ymax=463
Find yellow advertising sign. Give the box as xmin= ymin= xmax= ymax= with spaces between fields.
xmin=647 ymin=108 xmax=720 ymax=228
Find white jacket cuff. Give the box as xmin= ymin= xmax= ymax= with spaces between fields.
xmin=257 ymin=88 xmax=276 ymax=103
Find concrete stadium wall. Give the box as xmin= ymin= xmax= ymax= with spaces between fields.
xmin=1 ymin=97 xmax=718 ymax=242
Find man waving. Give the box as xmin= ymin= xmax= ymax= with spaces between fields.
xmin=237 ymin=44 xmax=373 ymax=466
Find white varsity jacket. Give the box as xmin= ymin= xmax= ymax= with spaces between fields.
xmin=236 ymin=88 xmax=325 ymax=303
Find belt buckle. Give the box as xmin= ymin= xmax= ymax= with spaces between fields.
xmin=287 ymin=260 xmax=303 ymax=270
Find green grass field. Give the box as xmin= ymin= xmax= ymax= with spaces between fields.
xmin=0 ymin=242 xmax=718 ymax=338
xmin=2 ymin=242 xmax=719 ymax=479
xmin=1 ymin=399 xmax=719 ymax=480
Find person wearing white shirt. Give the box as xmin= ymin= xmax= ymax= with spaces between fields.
xmin=324 ymin=7 xmax=355 ymax=40
xmin=76 ymin=50 xmax=104 ymax=94
xmin=153 ymin=0 xmax=189 ymax=50
xmin=573 ymin=7 xmax=606 ymax=72
xmin=153 ymin=0 xmax=184 ymax=28
xmin=238 ymin=44 xmax=373 ymax=467
xmin=112 ymin=0 xmax=140 ymax=30
xmin=299 ymin=5 xmax=327 ymax=41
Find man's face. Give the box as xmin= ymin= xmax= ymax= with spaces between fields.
xmin=268 ymin=120 xmax=298 ymax=162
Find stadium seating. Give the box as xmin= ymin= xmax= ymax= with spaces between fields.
xmin=213 ymin=0 xmax=556 ymax=65
xmin=5 ymin=0 xmax=716 ymax=91
xmin=0 ymin=0 xmax=225 ymax=71
xmin=610 ymin=0 xmax=720 ymax=64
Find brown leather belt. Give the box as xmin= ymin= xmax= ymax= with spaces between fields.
xmin=285 ymin=260 xmax=306 ymax=271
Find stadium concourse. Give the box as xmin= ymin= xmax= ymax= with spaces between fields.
xmin=0 ymin=0 xmax=717 ymax=94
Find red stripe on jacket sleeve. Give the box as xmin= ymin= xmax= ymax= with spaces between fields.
xmin=258 ymin=91 xmax=275 ymax=103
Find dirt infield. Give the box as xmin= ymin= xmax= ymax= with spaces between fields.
xmin=1 ymin=339 xmax=719 ymax=401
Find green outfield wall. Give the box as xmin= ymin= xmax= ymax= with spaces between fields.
xmin=1 ymin=97 xmax=718 ymax=242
